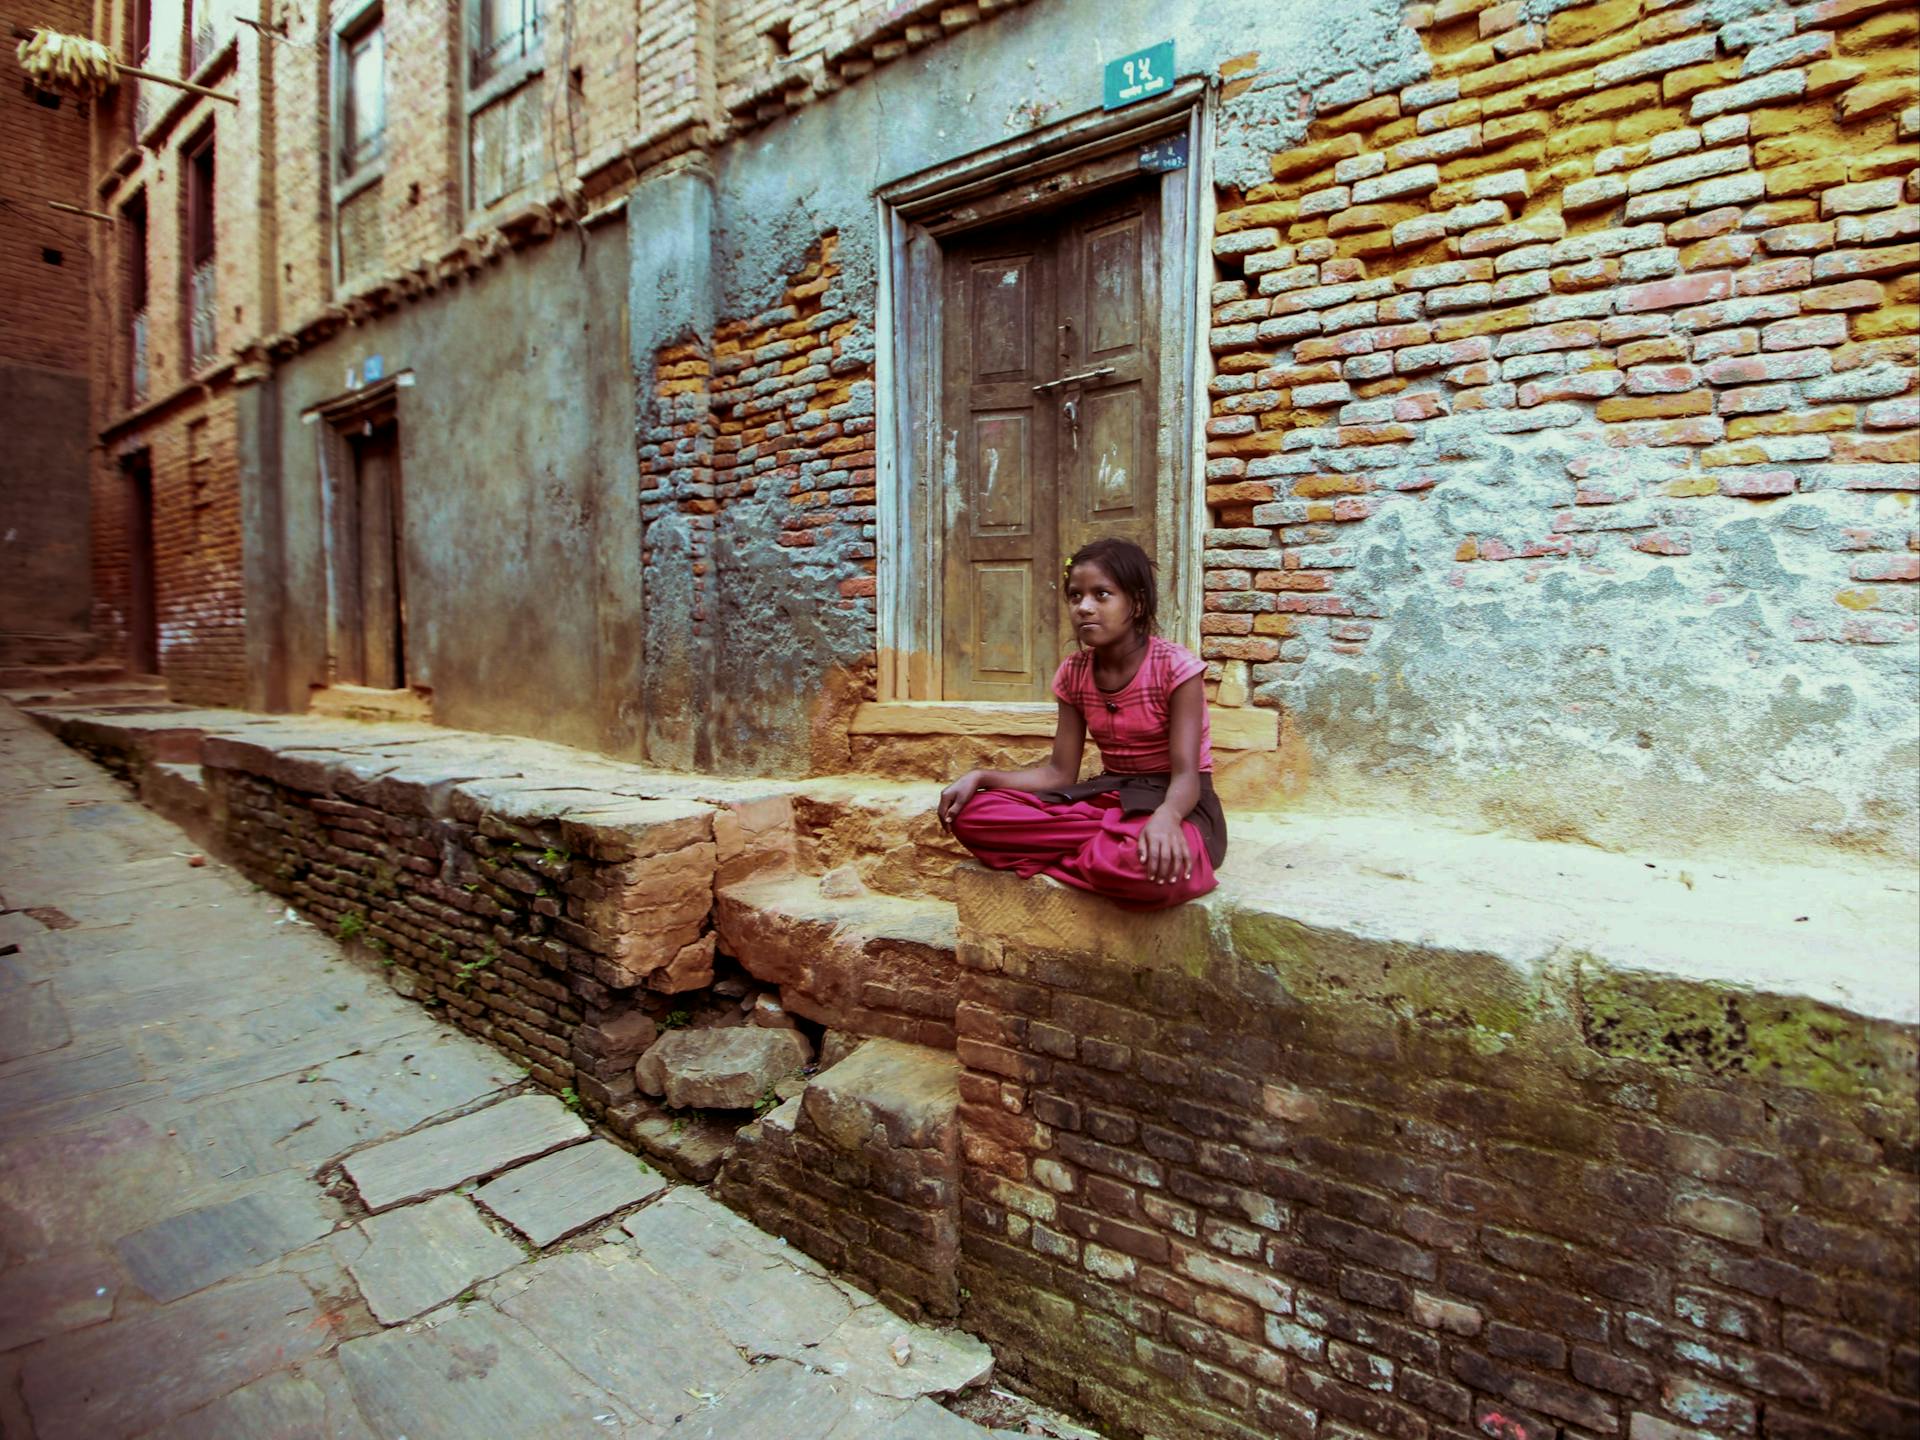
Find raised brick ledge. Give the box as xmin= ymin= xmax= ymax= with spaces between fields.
xmin=956 ymin=810 xmax=1920 ymax=1096
xmin=951 ymin=844 xmax=1919 ymax=1440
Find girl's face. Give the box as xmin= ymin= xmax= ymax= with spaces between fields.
xmin=1066 ymin=560 xmax=1141 ymax=649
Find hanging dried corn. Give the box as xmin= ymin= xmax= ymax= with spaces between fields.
xmin=16 ymin=29 xmax=119 ymax=99
xmin=14 ymin=26 xmax=238 ymax=104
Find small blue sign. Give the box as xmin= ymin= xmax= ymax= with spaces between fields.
xmin=363 ymin=354 xmax=385 ymax=383
xmin=1140 ymin=135 xmax=1189 ymax=174
xmin=1104 ymin=41 xmax=1174 ymax=111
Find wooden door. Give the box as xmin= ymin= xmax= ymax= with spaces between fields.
xmin=1055 ymin=188 xmax=1161 ymax=661
xmin=941 ymin=218 xmax=1060 ymax=701
xmin=345 ymin=423 xmax=405 ymax=689
xmin=939 ymin=182 xmax=1161 ymax=700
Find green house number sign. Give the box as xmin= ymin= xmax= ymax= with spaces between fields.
xmin=1104 ymin=41 xmax=1174 ymax=110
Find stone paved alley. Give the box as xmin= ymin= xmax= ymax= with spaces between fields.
xmin=0 ymin=701 xmax=1014 ymax=1440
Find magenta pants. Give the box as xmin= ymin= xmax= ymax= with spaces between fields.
xmin=950 ymin=788 xmax=1218 ymax=911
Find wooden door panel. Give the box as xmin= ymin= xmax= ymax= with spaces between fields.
xmin=972 ymin=413 xmax=1031 ymax=532
xmin=1058 ymin=189 xmax=1160 ymax=557
xmin=359 ymin=432 xmax=399 ymax=691
xmin=353 ymin=425 xmax=404 ymax=691
xmin=973 ymin=565 xmax=1034 ymax=679
xmin=942 ymin=229 xmax=1057 ymax=701
xmin=1085 ymin=385 xmax=1144 ymax=518
xmin=939 ymin=182 xmax=1162 ymax=700
xmin=971 ymin=258 xmax=1034 ymax=379
xmin=1084 ymin=216 xmax=1143 ymax=359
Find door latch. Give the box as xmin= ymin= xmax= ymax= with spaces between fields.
xmin=1030 ymin=366 xmax=1115 ymax=394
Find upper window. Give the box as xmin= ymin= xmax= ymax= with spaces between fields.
xmin=337 ymin=12 xmax=385 ymax=180
xmin=184 ymin=131 xmax=218 ymax=369
xmin=470 ymin=0 xmax=542 ymax=87
xmin=124 ymin=191 xmax=150 ymax=406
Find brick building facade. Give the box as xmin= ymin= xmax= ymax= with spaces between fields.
xmin=2 ymin=0 xmax=96 ymax=665
xmin=28 ymin=1 xmax=1920 ymax=1434
xmin=58 ymin=0 xmax=1915 ymax=863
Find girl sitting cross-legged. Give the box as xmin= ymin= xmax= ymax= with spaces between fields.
xmin=937 ymin=537 xmax=1226 ymax=911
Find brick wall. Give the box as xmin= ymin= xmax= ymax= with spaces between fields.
xmin=717 ymin=1038 xmax=963 ymax=1322
xmin=199 ymin=736 xmax=727 ymax=1108
xmin=636 ymin=233 xmax=879 ymax=749
xmin=3 ymin=0 xmax=97 ymax=662
xmin=1199 ymin=0 xmax=1918 ymax=856
xmin=1205 ymin=0 xmax=1917 ymax=702
xmin=85 ymin=0 xmax=263 ymax=695
xmin=953 ymin=868 xmax=1919 ymax=1440
xmin=1 ymin=0 xmax=93 ymax=375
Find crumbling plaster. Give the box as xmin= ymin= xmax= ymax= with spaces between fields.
xmin=626 ymin=0 xmax=1432 ymax=777
xmin=266 ymin=220 xmax=644 ymax=759
xmin=642 ymin=0 xmax=1916 ymax=864
xmin=1283 ymin=422 xmax=1920 ymax=861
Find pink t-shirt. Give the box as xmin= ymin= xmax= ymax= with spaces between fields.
xmin=1053 ymin=635 xmax=1212 ymax=774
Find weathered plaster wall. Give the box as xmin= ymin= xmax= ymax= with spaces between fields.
xmin=266 ymin=219 xmax=644 ymax=757
xmin=625 ymin=0 xmax=1918 ymax=866
xmin=625 ymin=0 xmax=1430 ymax=778
xmin=1201 ymin=0 xmax=1920 ymax=862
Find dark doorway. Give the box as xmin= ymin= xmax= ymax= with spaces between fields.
xmin=939 ymin=180 xmax=1163 ymax=701
xmin=124 ymin=453 xmax=159 ymax=674
xmin=338 ymin=419 xmax=406 ymax=689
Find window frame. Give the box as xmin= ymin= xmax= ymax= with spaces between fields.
xmin=461 ymin=0 xmax=546 ymax=217
xmin=181 ymin=125 xmax=219 ymax=373
xmin=122 ymin=189 xmax=150 ymax=409
xmin=467 ymin=0 xmax=543 ymax=92
xmin=329 ymin=0 xmax=387 ymax=291
xmin=334 ymin=6 xmax=386 ymax=186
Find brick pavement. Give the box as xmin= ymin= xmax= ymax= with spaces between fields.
xmin=0 ymin=700 xmax=1008 ymax=1440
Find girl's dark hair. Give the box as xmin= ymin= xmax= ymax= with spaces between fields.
xmin=1067 ymin=537 xmax=1158 ymax=638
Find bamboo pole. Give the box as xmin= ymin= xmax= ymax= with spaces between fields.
xmin=49 ymin=200 xmax=116 ymax=221
xmin=9 ymin=25 xmax=239 ymax=103
xmin=119 ymin=63 xmax=238 ymax=103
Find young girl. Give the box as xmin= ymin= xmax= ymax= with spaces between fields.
xmin=937 ymin=538 xmax=1226 ymax=910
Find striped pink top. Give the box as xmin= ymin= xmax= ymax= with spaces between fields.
xmin=1053 ymin=636 xmax=1212 ymax=774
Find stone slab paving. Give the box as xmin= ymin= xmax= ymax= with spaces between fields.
xmin=337 ymin=1302 xmax=657 ymax=1438
xmin=132 ymin=1359 xmax=377 ymax=1440
xmin=18 ymin=1272 xmax=335 ymax=1440
xmin=0 ymin=1251 xmax=119 ymax=1353
xmin=115 ymin=1172 xmax=340 ymax=1303
xmin=0 ymin=701 xmax=1018 ymax=1440
xmin=473 ymin=1137 xmax=669 ymax=1246
xmin=340 ymin=1092 xmax=591 ymax=1211
xmin=488 ymin=1245 xmax=750 ymax=1425
xmin=336 ymin=1193 xmax=525 ymax=1325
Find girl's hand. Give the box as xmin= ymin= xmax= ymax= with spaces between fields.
xmin=938 ymin=771 xmax=985 ymax=832
xmin=1138 ymin=810 xmax=1192 ymax=885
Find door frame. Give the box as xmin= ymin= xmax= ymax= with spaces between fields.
xmin=873 ymin=79 xmax=1211 ymax=706
xmin=312 ymin=375 xmax=409 ymax=691
xmin=122 ymin=450 xmax=159 ymax=675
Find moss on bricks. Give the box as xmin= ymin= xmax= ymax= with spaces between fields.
xmin=1579 ymin=961 xmax=1920 ymax=1114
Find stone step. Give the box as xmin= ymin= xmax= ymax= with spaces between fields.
xmin=714 ymin=872 xmax=961 ymax=1051
xmin=3 ymin=682 xmax=170 ymax=707
xmin=138 ymin=762 xmax=212 ymax=847
xmin=717 ymin=1036 xmax=962 ymax=1321
xmin=787 ymin=776 xmax=967 ymax=901
xmin=0 ymin=659 xmax=127 ymax=687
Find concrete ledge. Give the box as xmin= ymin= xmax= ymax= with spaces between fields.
xmin=955 ymin=811 xmax=1920 ymax=1107
xmin=308 ymin=685 xmax=434 ymax=723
